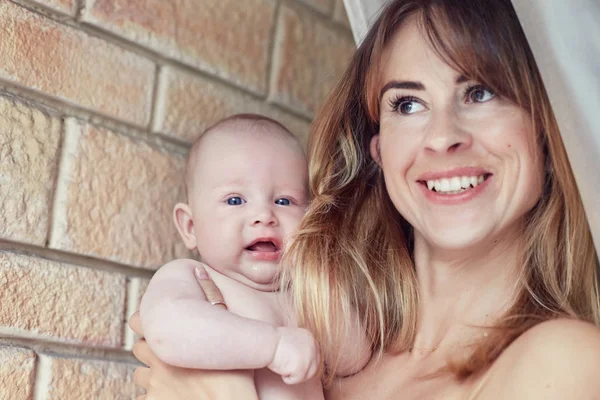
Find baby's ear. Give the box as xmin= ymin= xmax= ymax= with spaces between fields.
xmin=173 ymin=203 xmax=197 ymax=250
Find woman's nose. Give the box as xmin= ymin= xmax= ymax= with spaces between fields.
xmin=423 ymin=111 xmax=473 ymax=154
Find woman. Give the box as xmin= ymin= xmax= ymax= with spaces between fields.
xmin=131 ymin=0 xmax=600 ymax=398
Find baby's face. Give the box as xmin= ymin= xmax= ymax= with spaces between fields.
xmin=188 ymin=129 xmax=308 ymax=291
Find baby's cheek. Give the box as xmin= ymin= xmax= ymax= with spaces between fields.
xmin=278 ymin=214 xmax=301 ymax=242
xmin=286 ymin=213 xmax=304 ymax=232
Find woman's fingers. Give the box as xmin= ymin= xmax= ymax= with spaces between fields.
xmin=133 ymin=366 xmax=151 ymax=388
xmin=194 ymin=264 xmax=227 ymax=310
xmin=132 ymin=338 xmax=157 ymax=367
xmin=129 ymin=311 xmax=143 ymax=335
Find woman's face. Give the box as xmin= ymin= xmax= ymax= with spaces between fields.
xmin=370 ymin=19 xmax=545 ymax=253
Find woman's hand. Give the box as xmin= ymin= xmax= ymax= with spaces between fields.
xmin=130 ymin=265 xmax=259 ymax=400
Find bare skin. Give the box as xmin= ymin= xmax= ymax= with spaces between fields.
xmin=131 ymin=15 xmax=600 ymax=400
xmin=139 ymin=125 xmax=370 ymax=399
xmin=131 ymin=275 xmax=258 ymax=400
xmin=131 ymin=311 xmax=259 ymax=400
xmin=131 ymin=296 xmax=600 ymax=400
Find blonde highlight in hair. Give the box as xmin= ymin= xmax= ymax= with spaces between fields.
xmin=281 ymin=0 xmax=599 ymax=385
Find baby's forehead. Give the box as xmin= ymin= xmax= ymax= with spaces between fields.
xmin=195 ymin=123 xmax=301 ymax=161
xmin=185 ymin=121 xmax=306 ymax=193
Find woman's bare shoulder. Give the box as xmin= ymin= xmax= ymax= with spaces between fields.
xmin=476 ymin=319 xmax=600 ymax=399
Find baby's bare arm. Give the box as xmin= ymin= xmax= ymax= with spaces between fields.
xmin=140 ymin=259 xmax=283 ymax=370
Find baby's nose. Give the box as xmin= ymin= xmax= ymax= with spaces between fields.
xmin=251 ymin=206 xmax=278 ymax=226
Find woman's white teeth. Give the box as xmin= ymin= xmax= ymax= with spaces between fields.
xmin=425 ymin=175 xmax=487 ymax=193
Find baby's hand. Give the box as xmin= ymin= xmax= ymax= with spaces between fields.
xmin=268 ymin=326 xmax=320 ymax=385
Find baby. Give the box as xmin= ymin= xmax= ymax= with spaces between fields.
xmin=140 ymin=114 xmax=370 ymax=399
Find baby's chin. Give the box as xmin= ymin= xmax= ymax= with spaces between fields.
xmin=238 ymin=262 xmax=281 ymax=291
xmin=240 ymin=277 xmax=281 ymax=292
xmin=217 ymin=262 xmax=280 ymax=292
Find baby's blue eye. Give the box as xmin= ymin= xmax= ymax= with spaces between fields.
xmin=226 ymin=197 xmax=245 ymax=206
xmin=275 ymin=198 xmax=291 ymax=206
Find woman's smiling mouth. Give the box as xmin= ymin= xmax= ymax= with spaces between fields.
xmin=419 ymin=173 xmax=492 ymax=194
xmin=415 ymin=168 xmax=494 ymax=203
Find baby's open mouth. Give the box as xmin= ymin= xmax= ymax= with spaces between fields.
xmin=246 ymin=241 xmax=279 ymax=252
xmin=418 ymin=173 xmax=492 ymax=194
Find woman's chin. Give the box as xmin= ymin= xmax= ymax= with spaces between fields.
xmin=417 ymin=225 xmax=498 ymax=256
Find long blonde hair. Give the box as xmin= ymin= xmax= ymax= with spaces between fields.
xmin=281 ymin=0 xmax=600 ymax=385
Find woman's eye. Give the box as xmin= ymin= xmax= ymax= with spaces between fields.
xmin=466 ymin=85 xmax=496 ymax=103
xmin=275 ymin=198 xmax=291 ymax=206
xmin=390 ymin=97 xmax=426 ymax=115
xmin=226 ymin=197 xmax=245 ymax=206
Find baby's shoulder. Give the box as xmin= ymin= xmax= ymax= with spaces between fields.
xmin=145 ymin=258 xmax=204 ymax=291
xmin=479 ymin=319 xmax=600 ymax=399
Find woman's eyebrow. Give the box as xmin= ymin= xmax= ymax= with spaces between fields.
xmin=379 ymin=80 xmax=425 ymax=100
xmin=455 ymin=74 xmax=469 ymax=84
xmin=379 ymin=75 xmax=470 ymax=100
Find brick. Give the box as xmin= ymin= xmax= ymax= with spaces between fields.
xmin=333 ymin=0 xmax=351 ymax=28
xmin=0 ymin=96 xmax=61 ymax=246
xmin=0 ymin=347 xmax=36 ymax=400
xmin=44 ymin=356 xmax=142 ymax=399
xmin=50 ymin=119 xmax=190 ymax=269
xmin=30 ymin=0 xmax=76 ymax=15
xmin=297 ymin=0 xmax=334 ymax=15
xmin=82 ymin=0 xmax=277 ymax=94
xmin=155 ymin=67 xmax=310 ymax=146
xmin=0 ymin=1 xmax=154 ymax=126
xmin=270 ymin=4 xmax=355 ymax=117
xmin=0 ymin=252 xmax=125 ymax=347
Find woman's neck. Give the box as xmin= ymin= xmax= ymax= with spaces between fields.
xmin=409 ymin=229 xmax=522 ymax=354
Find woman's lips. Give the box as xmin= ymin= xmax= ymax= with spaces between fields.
xmin=418 ymin=174 xmax=493 ymax=205
xmin=417 ymin=166 xmax=491 ymax=181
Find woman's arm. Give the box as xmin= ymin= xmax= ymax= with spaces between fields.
xmin=130 ymin=311 xmax=259 ymax=400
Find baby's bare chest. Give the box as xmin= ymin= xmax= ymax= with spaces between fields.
xmin=212 ymin=278 xmax=289 ymax=327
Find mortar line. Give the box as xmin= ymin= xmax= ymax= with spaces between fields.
xmin=32 ymin=354 xmax=51 ymax=400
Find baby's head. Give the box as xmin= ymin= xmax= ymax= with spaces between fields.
xmin=174 ymin=114 xmax=308 ymax=291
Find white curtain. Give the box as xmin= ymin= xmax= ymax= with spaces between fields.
xmin=342 ymin=0 xmax=600 ymax=255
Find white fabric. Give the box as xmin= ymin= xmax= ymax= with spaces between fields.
xmin=511 ymin=0 xmax=600 ymax=254
xmin=342 ymin=0 xmax=386 ymax=45
xmin=343 ymin=0 xmax=600 ymax=254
